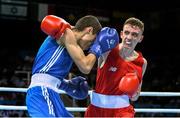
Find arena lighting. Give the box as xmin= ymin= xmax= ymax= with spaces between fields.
xmin=96 ymin=16 xmax=110 ymax=22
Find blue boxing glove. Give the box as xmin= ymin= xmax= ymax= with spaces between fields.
xmin=89 ymin=27 xmax=119 ymax=58
xmin=59 ymin=76 xmax=89 ymax=100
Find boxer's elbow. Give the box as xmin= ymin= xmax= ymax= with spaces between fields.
xmin=130 ymin=94 xmax=140 ymax=101
xmin=78 ymin=66 xmax=91 ymax=74
xmin=77 ymin=62 xmax=93 ymax=74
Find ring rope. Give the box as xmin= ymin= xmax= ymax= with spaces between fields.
xmin=0 ymin=105 xmax=180 ymax=113
xmin=0 ymin=87 xmax=180 ymax=96
xmin=0 ymin=87 xmax=180 ymax=113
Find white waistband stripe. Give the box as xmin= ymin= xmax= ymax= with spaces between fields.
xmin=90 ymin=91 xmax=130 ymax=108
xmin=28 ymin=73 xmax=61 ymax=93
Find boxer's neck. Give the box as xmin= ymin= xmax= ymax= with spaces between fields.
xmin=119 ymin=43 xmax=138 ymax=61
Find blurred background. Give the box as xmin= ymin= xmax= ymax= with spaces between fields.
xmin=0 ymin=0 xmax=180 ymax=117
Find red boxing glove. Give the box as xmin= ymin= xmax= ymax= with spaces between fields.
xmin=119 ymin=73 xmax=139 ymax=97
xmin=41 ymin=15 xmax=71 ymax=39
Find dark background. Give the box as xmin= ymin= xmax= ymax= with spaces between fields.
xmin=0 ymin=0 xmax=180 ymax=117
xmin=1 ymin=0 xmax=180 ymax=55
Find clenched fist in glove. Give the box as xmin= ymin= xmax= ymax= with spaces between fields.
xmin=41 ymin=15 xmax=71 ymax=39
xmin=59 ymin=76 xmax=89 ymax=100
xmin=119 ymin=73 xmax=140 ymax=98
xmin=89 ymin=27 xmax=119 ymax=58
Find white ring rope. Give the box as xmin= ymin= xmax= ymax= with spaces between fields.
xmin=0 ymin=105 xmax=180 ymax=113
xmin=0 ymin=87 xmax=180 ymax=96
xmin=0 ymin=87 xmax=180 ymax=113
xmin=0 ymin=87 xmax=65 ymax=94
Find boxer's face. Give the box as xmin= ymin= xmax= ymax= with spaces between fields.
xmin=120 ymin=24 xmax=143 ymax=49
xmin=78 ymin=33 xmax=96 ymax=50
xmin=78 ymin=27 xmax=96 ymax=50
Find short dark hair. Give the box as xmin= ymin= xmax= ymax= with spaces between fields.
xmin=74 ymin=15 xmax=102 ymax=34
xmin=124 ymin=17 xmax=144 ymax=32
